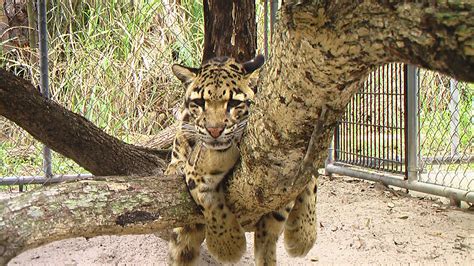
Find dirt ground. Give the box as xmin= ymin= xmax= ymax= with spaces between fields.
xmin=6 ymin=174 xmax=474 ymax=265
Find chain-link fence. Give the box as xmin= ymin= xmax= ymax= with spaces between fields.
xmin=1 ymin=1 xmax=472 ymax=203
xmin=327 ymin=64 xmax=473 ymax=203
xmin=418 ymin=69 xmax=473 ymax=192
xmin=0 ymin=0 xmax=275 ymax=189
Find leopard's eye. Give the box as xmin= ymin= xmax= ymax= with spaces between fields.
xmin=189 ymin=98 xmax=205 ymax=109
xmin=227 ymin=99 xmax=244 ymax=109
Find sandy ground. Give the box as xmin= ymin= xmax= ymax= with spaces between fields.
xmin=6 ymin=174 xmax=474 ymax=265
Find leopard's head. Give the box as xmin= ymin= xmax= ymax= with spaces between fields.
xmin=172 ymin=55 xmax=265 ymax=150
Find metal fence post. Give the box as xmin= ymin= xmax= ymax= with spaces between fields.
xmin=406 ymin=65 xmax=418 ymax=182
xmin=325 ymin=135 xmax=334 ymax=176
xmin=449 ymin=78 xmax=460 ymax=156
xmin=270 ymin=0 xmax=278 ymax=40
xmin=38 ymin=0 xmax=52 ymax=178
xmin=263 ymin=0 xmax=268 ymax=58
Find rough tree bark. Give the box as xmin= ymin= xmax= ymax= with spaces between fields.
xmin=202 ymin=0 xmax=257 ymax=62
xmin=0 ymin=1 xmax=473 ymax=264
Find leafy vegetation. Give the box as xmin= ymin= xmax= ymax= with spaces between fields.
xmin=0 ymin=0 xmax=269 ymax=180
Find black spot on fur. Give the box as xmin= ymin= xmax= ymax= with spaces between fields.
xmin=187 ymin=179 xmax=196 ymax=190
xmin=229 ymin=64 xmax=240 ymax=72
xmin=313 ymin=184 xmax=318 ymax=194
xmin=172 ymin=150 xmax=179 ymax=159
xmin=272 ymin=211 xmax=286 ymax=222
xmin=209 ymin=170 xmax=224 ymax=175
xmin=218 ymin=203 xmax=224 ymax=210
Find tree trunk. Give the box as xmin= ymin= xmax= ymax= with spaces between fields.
xmin=0 ymin=1 xmax=473 ymax=264
xmin=202 ymin=0 xmax=257 ymax=62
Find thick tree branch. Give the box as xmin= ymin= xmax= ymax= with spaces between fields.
xmin=0 ymin=175 xmax=201 ymax=264
xmin=0 ymin=69 xmax=168 ymax=176
xmin=227 ymin=0 xmax=474 ymax=217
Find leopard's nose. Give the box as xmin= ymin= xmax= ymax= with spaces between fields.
xmin=206 ymin=127 xmax=224 ymax=138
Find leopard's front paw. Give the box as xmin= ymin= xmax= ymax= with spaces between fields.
xmin=204 ymin=206 xmax=246 ymax=262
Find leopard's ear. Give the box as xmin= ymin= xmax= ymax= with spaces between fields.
xmin=172 ymin=64 xmax=199 ymax=84
xmin=243 ymin=55 xmax=265 ymax=93
xmin=242 ymin=54 xmax=265 ymax=74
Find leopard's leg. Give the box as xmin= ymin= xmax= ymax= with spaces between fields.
xmin=284 ymin=175 xmax=318 ymax=257
xmin=168 ymin=224 xmax=205 ymax=266
xmin=193 ymin=182 xmax=246 ymax=262
xmin=254 ymin=203 xmax=293 ymax=266
xmin=167 ymin=146 xmax=205 ymax=266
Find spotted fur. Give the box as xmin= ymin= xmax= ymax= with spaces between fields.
xmin=166 ymin=55 xmax=317 ymax=266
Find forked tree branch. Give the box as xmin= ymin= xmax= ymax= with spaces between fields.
xmin=0 ymin=1 xmax=473 ymax=264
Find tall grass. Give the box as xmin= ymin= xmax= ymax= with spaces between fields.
xmin=0 ymin=0 xmax=205 ymax=177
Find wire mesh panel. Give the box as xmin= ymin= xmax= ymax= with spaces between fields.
xmin=417 ymin=69 xmax=474 ymax=191
xmin=334 ymin=64 xmax=407 ymax=175
xmin=0 ymin=1 xmax=272 ymax=189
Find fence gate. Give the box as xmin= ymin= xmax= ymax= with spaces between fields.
xmin=334 ymin=64 xmax=407 ymax=176
xmin=327 ymin=64 xmax=474 ymax=203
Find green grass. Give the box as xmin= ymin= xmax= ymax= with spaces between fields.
xmin=0 ymin=1 xmax=270 ymax=181
xmin=418 ymin=70 xmax=473 ymax=158
xmin=0 ymin=140 xmax=85 ymax=177
xmin=0 ymin=0 xmax=206 ymax=178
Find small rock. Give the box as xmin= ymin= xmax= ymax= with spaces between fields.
xmin=310 ymin=257 xmax=319 ymax=262
xmin=388 ymin=202 xmax=395 ymax=208
xmin=398 ymin=215 xmax=409 ymax=219
xmin=394 ymin=239 xmax=404 ymax=245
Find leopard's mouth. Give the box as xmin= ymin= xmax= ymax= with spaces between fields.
xmin=203 ymin=139 xmax=233 ymax=151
